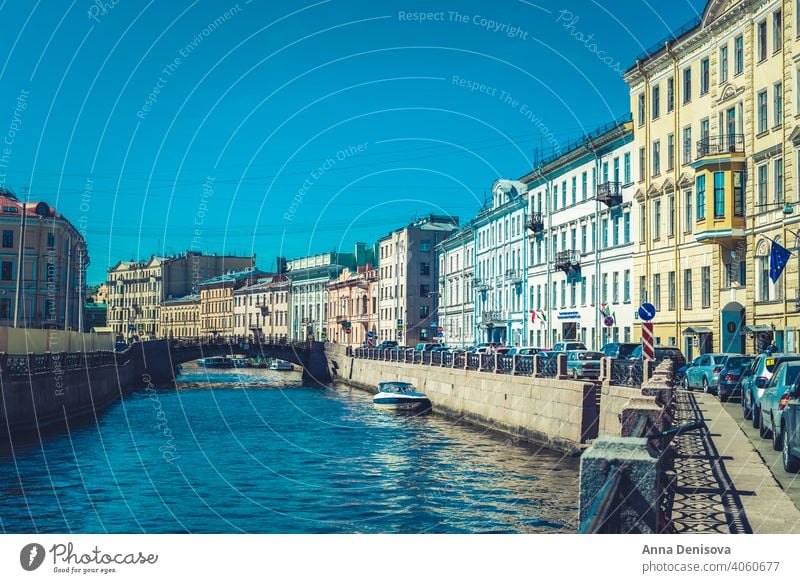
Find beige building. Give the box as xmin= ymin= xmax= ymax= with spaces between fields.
xmin=436 ymin=225 xmax=475 ymax=348
xmin=107 ymin=251 xmax=253 ymax=340
xmin=377 ymin=215 xmax=459 ymax=345
xmin=233 ymin=275 xmax=290 ymax=342
xmin=159 ymin=294 xmax=200 ymax=339
xmin=625 ymin=0 xmax=800 ymax=357
xmin=0 ymin=190 xmax=88 ymax=331
xmin=327 ymin=267 xmax=378 ymax=346
xmin=199 ymin=268 xmax=266 ymax=339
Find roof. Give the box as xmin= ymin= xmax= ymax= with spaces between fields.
xmin=199 ymin=268 xmax=266 ymax=286
xmin=162 ymin=293 xmax=200 ymax=305
xmin=234 ymin=275 xmax=289 ymax=293
xmin=744 ymin=324 xmax=772 ymax=334
xmin=682 ymin=326 xmax=713 ymax=335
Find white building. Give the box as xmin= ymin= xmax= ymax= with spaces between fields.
xmin=473 ymin=180 xmax=529 ymax=347
xmin=520 ymin=116 xmax=637 ymax=350
xmin=436 ymin=225 xmax=475 ymax=348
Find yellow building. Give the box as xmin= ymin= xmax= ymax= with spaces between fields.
xmin=626 ymin=0 xmax=800 ymax=357
xmin=159 ymin=294 xmax=200 ymax=340
xmin=199 ymin=268 xmax=265 ymax=340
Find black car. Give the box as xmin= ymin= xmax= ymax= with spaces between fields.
xmin=599 ymin=342 xmax=640 ymax=360
xmin=375 ymin=340 xmax=398 ymax=351
xmin=717 ymin=355 xmax=755 ymax=401
xmin=779 ymin=381 xmax=800 ymax=472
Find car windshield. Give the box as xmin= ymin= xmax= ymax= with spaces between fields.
xmin=616 ymin=344 xmax=638 ymax=358
xmin=785 ymin=366 xmax=800 ymax=386
xmin=726 ymin=356 xmax=753 ymax=369
xmin=767 ymin=356 xmax=800 ymax=373
xmin=654 ymin=347 xmax=682 ymax=358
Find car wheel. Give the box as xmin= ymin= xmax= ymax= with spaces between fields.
xmin=742 ymin=392 xmax=752 ymax=420
xmin=752 ymin=404 xmax=760 ymax=429
xmin=784 ymin=431 xmax=800 ymax=472
xmin=772 ymin=416 xmax=783 ymax=451
xmin=702 ymin=377 xmax=709 ymax=393
xmin=758 ymin=408 xmax=769 ymax=437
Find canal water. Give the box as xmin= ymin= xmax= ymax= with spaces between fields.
xmin=0 ymin=366 xmax=579 ymax=533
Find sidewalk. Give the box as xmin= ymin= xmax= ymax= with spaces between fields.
xmin=671 ymin=391 xmax=800 ymax=534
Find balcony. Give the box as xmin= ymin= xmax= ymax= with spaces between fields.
xmin=596 ymin=181 xmax=622 ymax=208
xmin=482 ymin=310 xmax=503 ymax=323
xmin=505 ymin=269 xmax=523 ymax=285
xmin=526 ymin=212 xmax=544 ymax=234
xmin=474 ymin=278 xmax=490 ymax=292
xmin=696 ymin=134 xmax=744 ymax=161
xmin=552 ymin=250 xmax=581 ymax=275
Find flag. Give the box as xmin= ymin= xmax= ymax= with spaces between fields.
xmin=530 ymin=310 xmax=536 ymax=324
xmin=538 ymin=310 xmax=547 ymax=324
xmin=770 ymin=239 xmax=792 ymax=283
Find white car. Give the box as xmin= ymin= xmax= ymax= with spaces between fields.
xmin=552 ymin=341 xmax=587 ymax=352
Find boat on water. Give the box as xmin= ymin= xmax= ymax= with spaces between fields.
xmin=197 ymin=356 xmax=234 ymax=368
xmin=269 ymin=359 xmax=294 ymax=371
xmin=373 ymin=381 xmax=431 ymax=411
xmin=231 ymin=357 xmax=250 ymax=368
xmin=248 ymin=356 xmax=269 ymax=368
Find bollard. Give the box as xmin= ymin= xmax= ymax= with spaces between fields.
xmin=556 ymin=353 xmax=568 ymax=380
xmin=511 ymin=354 xmax=517 ymax=376
xmin=533 ymin=354 xmax=540 ymax=377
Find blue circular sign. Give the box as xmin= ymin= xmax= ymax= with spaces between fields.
xmin=638 ymin=303 xmax=657 ymax=321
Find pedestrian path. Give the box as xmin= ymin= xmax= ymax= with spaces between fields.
xmin=669 ymin=391 xmax=800 ymax=534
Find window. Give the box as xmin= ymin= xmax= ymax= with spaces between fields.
xmin=775 ymin=157 xmax=784 ymax=202
xmin=652 ymin=85 xmax=660 ymax=119
xmin=683 ymin=66 xmax=692 ymax=103
xmin=623 ymin=153 xmax=631 ymax=184
xmin=667 ymin=77 xmax=674 ymax=112
xmin=700 ymin=57 xmax=710 ymax=94
xmin=572 ymin=176 xmax=577 ymax=205
xmin=561 ymin=180 xmax=567 ymax=207
xmin=652 ymin=140 xmax=661 ymax=175
xmin=735 ymin=35 xmax=744 ymax=74
xmin=419 ymin=306 xmax=429 ymax=318
xmin=667 ymin=133 xmax=674 ymax=171
xmin=613 ymin=215 xmax=620 ymax=247
xmin=758 ymin=164 xmax=768 ymax=205
xmin=420 ymin=262 xmax=430 ymax=275
xmin=774 ymin=10 xmax=782 ymax=52
xmin=638 ymin=93 xmax=645 ymax=126
xmin=613 ymin=157 xmax=620 ymax=183
xmin=759 ymin=255 xmax=770 ymax=301
xmin=580 ymin=277 xmax=586 ymax=305
xmin=719 ymin=45 xmax=728 ymax=83
xmin=775 ymin=81 xmax=783 ymax=127
xmin=701 ymin=118 xmax=710 ymax=142
xmin=561 ymin=281 xmax=566 ymax=308
xmin=639 ymin=275 xmax=647 ymax=304
xmin=602 ymin=274 xmax=608 ymax=303
xmin=1 ymin=230 xmax=12 ymax=248
xmin=580 ymin=225 xmax=587 ymax=254
xmin=682 ymin=126 xmax=692 ymax=165
xmin=684 ymin=269 xmax=693 ymax=310
xmin=639 ymin=147 xmax=646 ymax=181
xmin=758 ymin=90 xmax=768 ymax=133
xmin=701 ymin=266 xmax=711 ymax=308
xmin=601 ymin=218 xmax=608 ymax=248
xmin=552 ymin=184 xmax=558 ymax=210
xmin=1 ymin=261 xmax=11 ymax=281
xmin=758 ymin=19 xmax=767 ymax=61
xmin=668 ymin=271 xmax=676 ymax=311
xmin=651 ymin=274 xmax=661 ymax=311
xmin=696 ymin=175 xmax=706 ymax=221
xmin=613 ymin=272 xmax=619 ymax=303
xmin=713 ymin=172 xmax=725 ymax=218
xmin=419 ymin=284 xmax=430 ymax=297
xmin=623 ymin=212 xmax=631 ymax=244
xmin=419 ymin=241 xmax=431 ymax=252
xmin=668 ymin=193 xmax=675 ymax=238
xmin=653 ymin=200 xmax=661 ymax=240
xmin=581 ymin=172 xmax=587 ymax=200
xmin=733 ymin=171 xmax=745 ymax=216
xmin=0 ymin=298 xmax=9 ymax=319
xmin=639 ymin=203 xmax=646 ymax=242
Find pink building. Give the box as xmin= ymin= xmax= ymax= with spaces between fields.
xmin=327 ymin=267 xmax=378 ymax=346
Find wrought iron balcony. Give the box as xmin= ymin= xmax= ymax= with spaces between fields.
xmin=696 ymin=134 xmax=744 ymax=159
xmin=474 ymin=278 xmax=490 ymax=292
xmin=505 ymin=269 xmax=523 ymax=285
xmin=526 ymin=212 xmax=544 ymax=234
xmin=553 ymin=250 xmax=581 ymax=274
xmin=596 ymin=181 xmax=622 ymax=207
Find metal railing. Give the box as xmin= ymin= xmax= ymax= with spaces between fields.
xmin=696 ymin=134 xmax=745 ymax=159
xmin=1 ymin=350 xmax=129 ymax=375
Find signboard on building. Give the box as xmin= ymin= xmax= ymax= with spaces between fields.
xmin=557 ymin=311 xmax=580 ymax=320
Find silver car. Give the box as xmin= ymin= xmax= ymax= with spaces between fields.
xmin=683 ymin=353 xmax=734 ymax=393
xmin=759 ymin=361 xmax=800 ymax=450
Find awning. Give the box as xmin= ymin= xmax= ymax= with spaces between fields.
xmin=744 ymin=324 xmax=772 ymax=334
xmin=90 ymin=326 xmax=114 ymax=334
xmin=682 ymin=326 xmax=713 ymax=335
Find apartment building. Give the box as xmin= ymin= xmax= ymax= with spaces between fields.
xmin=436 ymin=224 xmax=475 ymax=348
xmin=521 ymin=118 xmax=636 ymax=350
xmin=199 ymin=268 xmax=266 ymax=339
xmin=625 ymin=0 xmax=800 ymax=356
xmin=107 ymin=251 xmax=253 ymax=340
xmin=327 ymin=266 xmax=378 ymax=346
xmin=232 ymin=275 xmax=290 ymax=342
xmin=159 ymin=294 xmax=200 ymax=339
xmin=377 ymin=215 xmax=459 ymax=344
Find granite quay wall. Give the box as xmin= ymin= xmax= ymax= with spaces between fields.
xmin=327 ymin=345 xmax=599 ymax=454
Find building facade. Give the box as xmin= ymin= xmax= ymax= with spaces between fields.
xmin=377 ymin=215 xmax=459 ymax=345
xmin=436 ymin=225 xmax=475 ymax=348
xmin=233 ymin=275 xmax=290 ymax=342
xmin=473 ymin=181 xmax=529 ymax=347
xmin=159 ymin=294 xmax=200 ymax=339
xmin=521 ymin=118 xmax=637 ymax=351
xmin=625 ymin=0 xmax=800 ymax=357
xmin=327 ymin=267 xmax=378 ymax=346
xmin=199 ymin=268 xmax=266 ymax=339
xmin=107 ymin=251 xmax=253 ymax=340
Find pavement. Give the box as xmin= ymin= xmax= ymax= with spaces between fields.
xmin=673 ymin=390 xmax=800 ymax=534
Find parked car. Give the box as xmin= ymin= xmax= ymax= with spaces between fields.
xmin=683 ymin=353 xmax=733 ymax=394
xmin=566 ymin=350 xmax=604 ymax=380
xmin=537 ymin=350 xmax=560 ymax=375
xmin=759 ymin=361 xmax=800 ymax=450
xmin=495 ymin=347 xmax=513 ymax=355
xmin=429 ymin=344 xmax=450 ymax=352
xmin=375 ymin=340 xmax=398 ymax=351
xmin=415 ymin=342 xmax=439 ymax=352
xmin=778 ymin=380 xmax=800 ymax=471
xmin=508 ymin=346 xmax=547 ymax=356
xmin=717 ymin=355 xmax=755 ymax=401
xmin=629 ymin=345 xmax=686 ymax=372
xmin=599 ymin=342 xmax=639 ymax=360
xmin=553 ymin=341 xmax=587 ymax=352
xmin=742 ymin=353 xmax=800 ymax=428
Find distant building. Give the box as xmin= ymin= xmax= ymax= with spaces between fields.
xmin=86 ymin=283 xmax=108 ymax=304
xmin=436 ymin=225 xmax=475 ymax=348
xmin=159 ymin=294 xmax=200 ymax=339
xmin=0 ymin=189 xmax=87 ymax=330
xmin=377 ymin=214 xmax=458 ymax=345
xmin=107 ymin=251 xmax=254 ymax=340
xmin=233 ymin=275 xmax=290 ymax=342
xmin=327 ymin=266 xmax=378 ymax=346
xmin=83 ymin=301 xmax=107 ymax=332
xmin=199 ymin=268 xmax=267 ymax=339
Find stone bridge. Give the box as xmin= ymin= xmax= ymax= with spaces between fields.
xmin=168 ymin=339 xmax=332 ymax=384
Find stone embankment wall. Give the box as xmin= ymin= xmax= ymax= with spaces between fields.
xmin=325 ymin=345 xmax=598 ymax=455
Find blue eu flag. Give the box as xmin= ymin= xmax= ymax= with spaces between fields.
xmin=770 ymin=239 xmax=792 ymax=283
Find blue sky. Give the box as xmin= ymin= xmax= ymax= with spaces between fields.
xmin=0 ymin=0 xmax=707 ymax=282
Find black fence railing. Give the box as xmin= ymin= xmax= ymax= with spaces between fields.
xmin=696 ymin=134 xmax=745 ymax=159
xmin=1 ymin=350 xmax=127 ymax=376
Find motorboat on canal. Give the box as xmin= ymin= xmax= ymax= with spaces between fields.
xmin=231 ymin=357 xmax=250 ymax=368
xmin=269 ymin=359 xmax=294 ymax=371
xmin=197 ymin=356 xmax=234 ymax=368
xmin=373 ymin=381 xmax=431 ymax=411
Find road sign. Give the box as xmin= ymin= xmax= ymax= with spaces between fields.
xmin=344 ymin=327 xmax=351 ymax=334
xmin=603 ymin=316 xmax=614 ymax=327
xmin=641 ymin=322 xmax=655 ymax=360
xmin=638 ymin=303 xmax=657 ymax=322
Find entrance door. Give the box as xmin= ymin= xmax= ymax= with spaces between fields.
xmin=721 ymin=302 xmax=745 ymax=353
xmin=562 ymin=322 xmax=577 ymax=341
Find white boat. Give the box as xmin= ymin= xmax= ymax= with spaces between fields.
xmin=373 ymin=381 xmax=431 ymax=411
xmin=269 ymin=360 xmax=294 ymax=371
xmin=197 ymin=356 xmax=233 ymax=368
xmin=231 ymin=357 xmax=250 ymax=368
